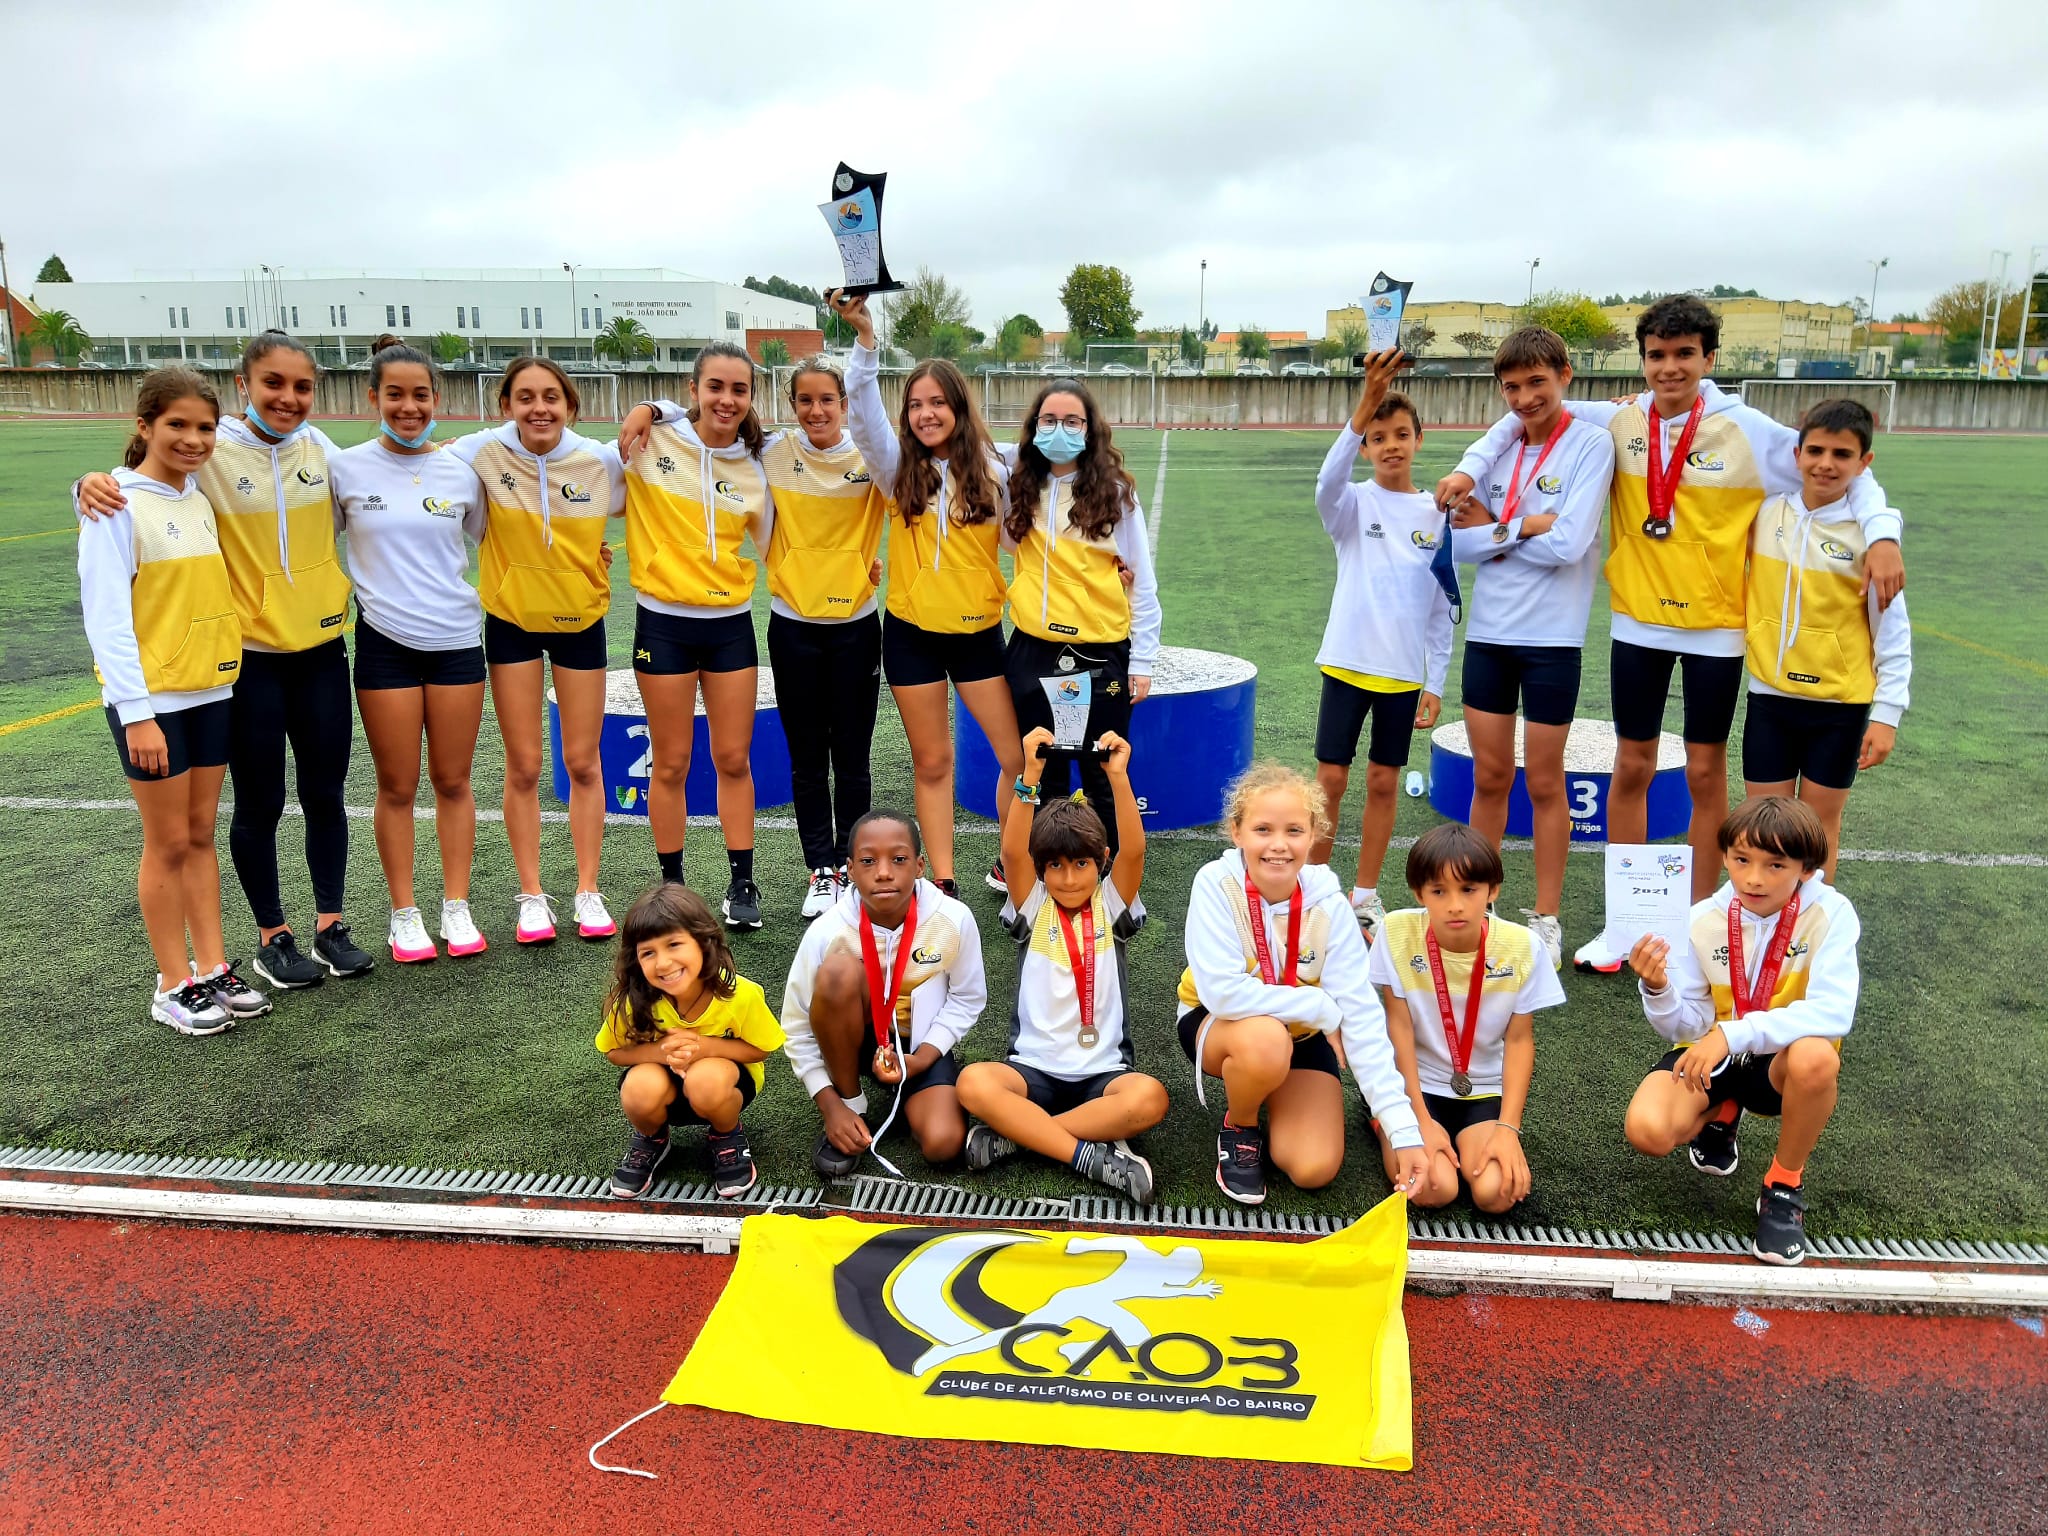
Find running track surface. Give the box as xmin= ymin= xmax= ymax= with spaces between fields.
xmin=2 ymin=1212 xmax=2041 ymax=1535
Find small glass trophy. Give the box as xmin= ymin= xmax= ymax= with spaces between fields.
xmin=1037 ymin=674 xmax=1108 ymax=760
xmin=1363 ymin=272 xmax=1415 ymax=354
xmin=819 ymin=163 xmax=904 ymax=297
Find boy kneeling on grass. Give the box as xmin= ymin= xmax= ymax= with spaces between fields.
xmin=956 ymin=728 xmax=1165 ymax=1204
xmin=1368 ymin=824 xmax=1566 ymax=1213
xmin=1624 ymin=796 xmax=1857 ymax=1266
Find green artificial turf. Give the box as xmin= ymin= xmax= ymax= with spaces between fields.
xmin=1 ymin=414 xmax=2044 ymax=1242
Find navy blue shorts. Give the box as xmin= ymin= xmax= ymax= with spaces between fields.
xmin=353 ymin=616 xmax=486 ymax=691
xmin=1009 ymin=1062 xmax=1131 ymax=1116
xmin=106 ymin=698 xmax=232 ymax=781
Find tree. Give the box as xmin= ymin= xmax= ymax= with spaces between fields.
xmin=1926 ymin=280 xmax=2026 ymax=348
xmin=1520 ymin=290 xmax=1610 ymax=349
xmin=759 ymin=338 xmax=791 ymax=367
xmin=1589 ymin=325 xmax=1628 ymax=367
xmin=994 ymin=314 xmax=1044 ymax=364
xmin=1313 ymin=333 xmax=1346 ymax=365
xmin=1401 ymin=321 xmax=1437 ymax=356
xmin=1333 ymin=321 xmax=1370 ymax=368
xmin=432 ymin=332 xmax=470 ymax=365
xmin=1705 ymin=284 xmax=1761 ymax=299
xmin=593 ymin=316 xmax=654 ymax=365
xmin=1177 ymin=327 xmax=1206 ymax=366
xmin=1235 ymin=327 xmax=1270 ymax=362
xmin=1453 ymin=330 xmax=1488 ymax=357
xmin=925 ymin=324 xmax=968 ymax=362
xmin=1058 ymin=263 xmax=1141 ymax=342
xmin=25 ymin=309 xmax=89 ymax=364
xmin=35 ymin=255 xmax=72 ymax=284
xmin=884 ymin=266 xmax=973 ymax=357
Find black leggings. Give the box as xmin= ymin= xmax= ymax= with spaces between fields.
xmin=1005 ymin=630 xmax=1134 ymax=858
xmin=227 ymin=640 xmax=354 ymax=930
xmin=766 ymin=610 xmax=882 ymax=869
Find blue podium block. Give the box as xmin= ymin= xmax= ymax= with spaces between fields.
xmin=1426 ymin=718 xmax=1691 ymax=842
xmin=953 ymin=646 xmax=1257 ymax=831
xmin=549 ymin=668 xmax=792 ymax=816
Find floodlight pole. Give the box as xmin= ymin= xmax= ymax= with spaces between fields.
xmin=1526 ymin=257 xmax=1541 ymax=305
xmin=1979 ymin=250 xmax=2011 ymax=377
xmin=1199 ymin=258 xmax=1207 ymax=367
xmin=1867 ymin=257 xmax=1887 ymax=329
xmin=0 ymin=237 xmax=13 ymax=367
xmin=2017 ymin=244 xmax=2046 ymax=381
xmin=564 ymin=262 xmax=578 ymax=360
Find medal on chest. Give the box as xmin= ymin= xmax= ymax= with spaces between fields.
xmin=1641 ymin=397 xmax=1704 ymax=539
xmin=1728 ymin=890 xmax=1801 ymax=1018
xmin=1426 ymin=921 xmax=1489 ymax=1097
xmin=860 ymin=894 xmax=919 ymax=1075
xmin=1055 ymin=899 xmax=1101 ymax=1049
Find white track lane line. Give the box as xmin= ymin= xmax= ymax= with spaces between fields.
xmin=1148 ymin=429 xmax=1170 ymax=559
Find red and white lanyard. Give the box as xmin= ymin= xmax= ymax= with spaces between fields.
xmin=1500 ymin=411 xmax=1573 ymax=524
xmin=1425 ymin=922 xmax=1489 ymax=1095
xmin=1727 ymin=890 xmax=1801 ymax=1018
xmin=1055 ymin=897 xmax=1101 ymax=1049
xmin=1642 ymin=396 xmax=1705 ymax=534
xmin=1245 ymin=875 xmax=1302 ymax=987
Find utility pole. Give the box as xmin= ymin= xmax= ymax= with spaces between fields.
xmin=1525 ymin=257 xmax=1541 ymax=305
xmin=0 ymin=237 xmax=14 ymax=366
xmin=1199 ymin=258 xmax=1207 ymax=370
xmin=564 ymin=261 xmax=578 ymax=361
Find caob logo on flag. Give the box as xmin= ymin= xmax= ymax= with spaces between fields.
xmin=659 ymin=1202 xmax=1414 ymax=1470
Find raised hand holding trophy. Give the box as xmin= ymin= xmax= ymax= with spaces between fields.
xmin=1037 ymin=673 xmax=1110 ymax=761
xmin=820 ymin=163 xmax=905 ymax=297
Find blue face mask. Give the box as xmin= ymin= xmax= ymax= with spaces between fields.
xmin=1033 ymin=422 xmax=1087 ymax=463
xmin=379 ymin=419 xmax=438 ymax=450
xmin=242 ymin=399 xmax=293 ymax=441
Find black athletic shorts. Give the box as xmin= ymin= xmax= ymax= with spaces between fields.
xmin=352 ymin=616 xmax=487 ymax=691
xmin=1652 ymin=1045 xmax=1784 ymax=1117
xmin=881 ymin=612 xmax=1006 ymax=689
xmin=1313 ymin=672 xmax=1419 ymax=769
xmin=1611 ymin=638 xmax=1743 ymax=745
xmin=485 ymin=613 xmax=608 ymax=671
xmin=1009 ymin=1062 xmax=1131 ymax=1116
xmin=632 ymin=607 xmax=757 ymax=676
xmin=105 ymin=698 xmax=232 ymax=782
xmin=860 ymin=1018 xmax=962 ymax=1098
xmin=1461 ymin=641 xmax=1583 ymax=728
xmin=1177 ymin=1006 xmax=1341 ymax=1079
xmin=618 ymin=1063 xmax=759 ymax=1128
xmin=1741 ymin=690 xmax=1870 ymax=792
xmin=1422 ymin=1091 xmax=1503 ymax=1141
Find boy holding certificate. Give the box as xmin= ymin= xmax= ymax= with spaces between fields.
xmin=1623 ymin=796 xmax=1858 ymax=1266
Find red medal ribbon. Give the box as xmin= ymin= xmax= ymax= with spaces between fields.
xmin=1499 ymin=410 xmax=1574 ymax=524
xmin=1244 ymin=874 xmax=1302 ymax=987
xmin=859 ymin=891 xmax=919 ymax=1045
xmin=1424 ymin=921 xmax=1489 ymax=1083
xmin=1054 ymin=897 xmax=1098 ymax=1041
xmin=1642 ymin=395 xmax=1705 ymax=531
xmin=1727 ymin=888 xmax=1801 ymax=1018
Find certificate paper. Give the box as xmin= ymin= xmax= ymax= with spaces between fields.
xmin=1603 ymin=844 xmax=1693 ymax=955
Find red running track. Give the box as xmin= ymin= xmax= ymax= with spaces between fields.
xmin=1 ymin=1210 xmax=2042 ymax=1535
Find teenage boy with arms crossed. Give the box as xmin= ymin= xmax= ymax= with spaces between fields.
xmin=1310 ymin=349 xmax=1453 ymax=936
xmin=1438 ymin=296 xmax=1904 ymax=969
xmin=1443 ymin=326 xmax=1616 ymax=968
xmin=1623 ymin=796 xmax=1856 ymax=1265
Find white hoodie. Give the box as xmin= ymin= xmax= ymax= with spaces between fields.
xmin=1313 ymin=429 xmax=1452 ymax=694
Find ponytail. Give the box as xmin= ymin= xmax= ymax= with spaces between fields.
xmin=688 ymin=341 xmax=764 ymax=455
xmin=124 ymin=366 xmax=220 ymax=470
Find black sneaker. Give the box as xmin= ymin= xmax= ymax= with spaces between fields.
xmin=1752 ymin=1182 xmax=1809 ymax=1266
xmin=722 ymin=877 xmax=763 ymax=931
xmin=983 ymin=858 xmax=1008 ymax=894
xmin=608 ymin=1127 xmax=670 ymax=1199
xmin=314 ymin=921 xmax=375 ymax=978
xmin=1215 ymin=1122 xmax=1268 ymax=1205
xmin=964 ymin=1124 xmax=1019 ymax=1172
xmin=1688 ymin=1110 xmax=1743 ymax=1177
xmin=813 ymin=1128 xmax=861 ymax=1179
xmin=708 ymin=1126 xmax=758 ymax=1199
xmin=933 ymin=877 xmax=959 ymax=899
xmin=253 ymin=930 xmax=324 ymax=990
xmin=1086 ymin=1140 xmax=1155 ymax=1205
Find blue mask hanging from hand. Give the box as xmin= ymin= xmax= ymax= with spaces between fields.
xmin=1429 ymin=506 xmax=1464 ymax=625
xmin=1033 ymin=423 xmax=1087 ymax=463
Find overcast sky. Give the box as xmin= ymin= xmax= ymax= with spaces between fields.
xmin=6 ymin=0 xmax=2044 ymax=333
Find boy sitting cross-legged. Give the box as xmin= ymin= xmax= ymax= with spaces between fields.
xmin=1624 ymin=796 xmax=1857 ymax=1266
xmin=956 ymin=727 xmax=1166 ymax=1203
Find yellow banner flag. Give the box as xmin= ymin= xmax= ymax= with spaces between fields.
xmin=662 ymin=1195 xmax=1412 ymax=1470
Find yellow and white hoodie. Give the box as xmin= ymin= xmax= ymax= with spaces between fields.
xmin=1003 ymin=450 xmax=1162 ymax=676
xmin=623 ymin=414 xmax=770 ymax=618
xmin=761 ymin=427 xmax=885 ymax=623
xmin=451 ymin=423 xmax=624 ymax=634
xmin=1744 ymin=490 xmax=1911 ymax=725
xmin=1176 ymin=848 xmax=1420 ymax=1147
xmin=846 ymin=341 xmax=1011 ymax=635
xmin=1454 ymin=383 xmax=1903 ymax=657
xmin=77 ymin=469 xmax=242 ymax=722
xmin=199 ymin=416 xmax=351 ymax=653
xmin=1639 ymin=875 xmax=1858 ymax=1058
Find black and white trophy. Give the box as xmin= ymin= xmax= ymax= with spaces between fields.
xmin=1364 ymin=272 xmax=1414 ymax=353
xmin=1037 ymin=673 xmax=1108 ymax=761
xmin=819 ymin=164 xmax=905 ymax=297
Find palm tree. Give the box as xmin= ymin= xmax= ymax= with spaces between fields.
xmin=593 ymin=316 xmax=654 ymax=366
xmin=26 ymin=309 xmax=90 ymax=365
xmin=759 ymin=339 xmax=791 ymax=368
xmin=432 ymin=332 xmax=471 ymax=366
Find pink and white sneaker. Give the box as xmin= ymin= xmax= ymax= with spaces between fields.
xmin=388 ymin=906 xmax=438 ymax=964
xmin=574 ymin=890 xmax=616 ymax=940
xmin=440 ymin=898 xmax=489 ymax=957
xmin=515 ymin=892 xmax=557 ymax=945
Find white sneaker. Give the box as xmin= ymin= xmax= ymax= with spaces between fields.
xmin=388 ymin=905 xmax=437 ymax=964
xmin=441 ymin=898 xmax=488 ymax=957
xmin=1573 ymin=928 xmax=1626 ymax=974
xmin=1524 ymin=911 xmax=1564 ymax=970
xmin=574 ymin=890 xmax=616 ymax=940
xmin=515 ymin=892 xmax=557 ymax=945
xmin=151 ymin=974 xmax=232 ymax=1036
xmin=801 ymin=867 xmax=838 ymax=921
xmin=1350 ymin=887 xmax=1386 ymax=937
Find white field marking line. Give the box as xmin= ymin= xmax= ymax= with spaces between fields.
xmin=1 ymin=794 xmax=2042 ymax=867
xmin=3 ymin=1179 xmax=2041 ymax=1309
xmin=1148 ymin=429 xmax=1171 ymax=559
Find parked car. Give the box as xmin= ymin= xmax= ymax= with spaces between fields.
xmin=1280 ymin=362 xmax=1330 ymax=377
xmin=1234 ymin=362 xmax=1272 ymax=377
xmin=1097 ymin=362 xmax=1136 ymax=376
xmin=1165 ymin=361 xmax=1202 ymax=377
xmin=1039 ymin=361 xmax=1068 ymax=375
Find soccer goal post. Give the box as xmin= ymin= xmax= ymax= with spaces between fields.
xmin=1160 ymin=400 xmax=1241 ymax=429
xmin=1729 ymin=378 xmax=1896 ymax=434
xmin=477 ymin=369 xmax=621 ymax=424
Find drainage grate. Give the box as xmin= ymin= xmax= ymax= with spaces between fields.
xmin=3 ymin=1145 xmax=2041 ymax=1266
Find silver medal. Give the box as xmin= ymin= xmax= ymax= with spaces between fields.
xmin=1078 ymin=1028 xmax=1099 ymax=1049
xmin=1450 ymin=1070 xmax=1473 ymax=1097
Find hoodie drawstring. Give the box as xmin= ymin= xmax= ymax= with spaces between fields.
xmin=269 ymin=440 xmax=293 ymax=584
xmin=1774 ymin=504 xmax=1820 ymax=680
xmin=932 ymin=463 xmax=949 ymax=573
xmin=1040 ymin=479 xmax=1059 ymax=628
xmin=701 ymin=442 xmax=717 ymax=562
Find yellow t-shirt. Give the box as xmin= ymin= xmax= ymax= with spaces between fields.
xmin=594 ymin=975 xmax=786 ymax=1093
xmin=1321 ymin=665 xmax=1413 ymax=694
